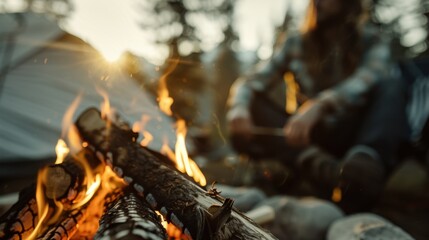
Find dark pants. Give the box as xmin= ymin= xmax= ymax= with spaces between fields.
xmin=230 ymin=77 xmax=410 ymax=170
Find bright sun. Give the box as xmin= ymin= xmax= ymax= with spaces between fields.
xmin=101 ymin=49 xmax=123 ymax=63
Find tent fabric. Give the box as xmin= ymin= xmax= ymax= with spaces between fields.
xmin=0 ymin=13 xmax=176 ymax=162
xmin=0 ymin=13 xmax=62 ymax=73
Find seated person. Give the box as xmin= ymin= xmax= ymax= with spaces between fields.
xmin=226 ymin=0 xmax=410 ymax=212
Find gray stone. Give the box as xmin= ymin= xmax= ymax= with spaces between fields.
xmin=327 ymin=213 xmax=415 ymax=240
xmin=256 ymin=196 xmax=344 ymax=240
xmin=217 ymin=184 xmax=267 ymax=212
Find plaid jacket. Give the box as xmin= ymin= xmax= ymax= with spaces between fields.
xmin=229 ymin=25 xmax=393 ymax=113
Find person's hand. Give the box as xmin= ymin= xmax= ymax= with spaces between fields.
xmin=227 ymin=106 xmax=254 ymax=139
xmin=283 ymin=100 xmax=326 ymax=147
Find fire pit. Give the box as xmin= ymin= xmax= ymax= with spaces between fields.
xmin=0 ymin=107 xmax=277 ymax=240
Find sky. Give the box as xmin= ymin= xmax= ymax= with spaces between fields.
xmin=1 ymin=0 xmax=427 ymax=63
xmin=63 ymin=0 xmax=299 ymax=64
xmin=65 ymin=0 xmax=155 ymax=62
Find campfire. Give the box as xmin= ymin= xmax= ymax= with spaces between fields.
xmin=0 ymin=103 xmax=276 ymax=239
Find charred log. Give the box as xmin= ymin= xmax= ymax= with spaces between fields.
xmin=44 ymin=149 xmax=103 ymax=204
xmin=75 ymin=108 xmax=277 ymax=240
xmin=95 ymin=190 xmax=167 ymax=240
xmin=37 ymin=207 xmax=86 ymax=240
xmin=45 ymin=160 xmax=84 ymax=201
xmin=0 ymin=185 xmax=37 ymax=240
xmin=0 ymin=148 xmax=117 ymax=239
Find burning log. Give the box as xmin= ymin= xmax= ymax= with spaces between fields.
xmin=37 ymin=206 xmax=86 ymax=240
xmin=44 ymin=160 xmax=85 ymax=201
xmin=37 ymin=190 xmax=123 ymax=240
xmin=0 ymin=145 xmax=122 ymax=240
xmin=95 ymin=190 xmax=167 ymax=240
xmin=0 ymin=185 xmax=38 ymax=240
xmin=44 ymin=149 xmax=103 ymax=205
xmin=75 ymin=108 xmax=277 ymax=240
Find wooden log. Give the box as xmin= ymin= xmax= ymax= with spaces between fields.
xmin=95 ymin=189 xmax=167 ymax=240
xmin=0 ymin=185 xmax=38 ymax=240
xmin=0 ymin=149 xmax=106 ymax=240
xmin=35 ymin=189 xmax=121 ymax=240
xmin=43 ymin=149 xmax=103 ymax=204
xmin=37 ymin=207 xmax=86 ymax=240
xmin=75 ymin=108 xmax=277 ymax=240
xmin=44 ymin=160 xmax=85 ymax=201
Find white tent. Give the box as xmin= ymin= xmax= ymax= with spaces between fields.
xmin=0 ymin=13 xmax=176 ymax=176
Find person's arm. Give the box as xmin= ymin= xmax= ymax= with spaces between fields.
xmin=227 ymin=36 xmax=296 ymax=138
xmin=284 ymin=32 xmax=393 ymax=147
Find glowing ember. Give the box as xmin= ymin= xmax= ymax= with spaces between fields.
xmin=331 ymin=187 xmax=342 ymax=203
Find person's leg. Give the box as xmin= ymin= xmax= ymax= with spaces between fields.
xmin=297 ymin=77 xmax=409 ymax=211
xmin=354 ymin=77 xmax=410 ymax=170
xmin=311 ymin=109 xmax=365 ymax=157
xmin=338 ymin=77 xmax=410 ymax=212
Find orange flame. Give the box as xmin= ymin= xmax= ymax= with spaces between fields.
xmin=157 ymin=59 xmax=179 ymax=116
xmin=161 ymin=129 xmax=207 ymax=187
xmin=156 ymin=211 xmax=191 ymax=240
xmin=70 ymin=156 xmax=102 ymax=210
xmin=175 ymin=120 xmax=193 ymax=177
xmin=155 ymin=58 xmax=206 ymax=186
xmin=140 ymin=131 xmax=154 ymax=147
xmin=31 ymin=95 xmax=83 ymax=238
xmin=132 ymin=115 xmax=154 ymax=147
xmin=161 ymin=140 xmax=181 ymax=169
xmin=27 ymin=168 xmax=50 ymax=240
xmin=62 ymin=94 xmax=83 ymax=154
xmin=96 ymin=87 xmax=115 ymax=120
xmin=55 ymin=139 xmax=69 ymax=164
xmin=73 ymin=166 xmax=126 ymax=238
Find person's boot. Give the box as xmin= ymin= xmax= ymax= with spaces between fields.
xmin=296 ymin=146 xmax=341 ymax=197
xmin=337 ymin=145 xmax=386 ymax=213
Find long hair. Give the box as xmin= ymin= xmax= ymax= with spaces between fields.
xmin=301 ymin=0 xmax=370 ymax=88
xmin=301 ymin=0 xmax=369 ymax=34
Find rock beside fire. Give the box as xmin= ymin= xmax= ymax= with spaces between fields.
xmin=327 ymin=213 xmax=415 ymax=240
xmin=216 ymin=184 xmax=267 ymax=212
xmin=255 ymin=196 xmax=344 ymax=240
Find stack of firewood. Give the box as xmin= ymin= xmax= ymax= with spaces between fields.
xmin=0 ymin=108 xmax=277 ymax=240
